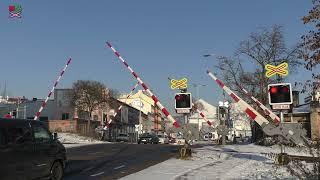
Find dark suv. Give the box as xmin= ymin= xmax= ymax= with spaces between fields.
xmin=138 ymin=133 xmax=159 ymax=144
xmin=0 ymin=118 xmax=67 ymax=180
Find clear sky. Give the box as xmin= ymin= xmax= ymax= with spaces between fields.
xmin=0 ymin=0 xmax=315 ymax=110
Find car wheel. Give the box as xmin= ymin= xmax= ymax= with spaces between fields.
xmin=50 ymin=161 xmax=63 ymax=180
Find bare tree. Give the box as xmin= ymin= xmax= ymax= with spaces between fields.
xmin=70 ymin=80 xmax=119 ymax=132
xmin=215 ymin=25 xmax=302 ymax=142
xmin=288 ymin=2 xmax=320 ymax=179
xmin=298 ymin=0 xmax=320 ymax=94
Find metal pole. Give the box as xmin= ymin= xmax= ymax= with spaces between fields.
xmin=16 ymin=100 xmax=19 ymax=119
xmin=24 ymin=104 xmax=27 ymax=119
xmin=280 ymin=110 xmax=284 ymax=153
xmin=196 ymin=85 xmax=200 ymax=140
xmin=221 ymin=109 xmax=226 ymax=145
xmin=16 ymin=107 xmax=19 ymax=119
xmin=139 ymin=97 xmax=142 ymax=133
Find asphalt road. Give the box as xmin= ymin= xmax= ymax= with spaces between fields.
xmin=63 ymin=143 xmax=179 ymax=180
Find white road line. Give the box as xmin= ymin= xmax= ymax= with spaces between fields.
xmin=36 ymin=164 xmax=47 ymax=167
xmin=83 ymin=167 xmax=94 ymax=172
xmin=88 ymin=151 xmax=103 ymax=155
xmin=90 ymin=172 xmax=104 ymax=177
xmin=114 ymin=165 xmax=125 ymax=170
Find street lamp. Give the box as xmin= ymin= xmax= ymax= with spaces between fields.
xmin=192 ymin=83 xmax=206 ymax=140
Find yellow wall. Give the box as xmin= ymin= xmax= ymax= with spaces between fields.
xmin=118 ymin=90 xmax=155 ymax=115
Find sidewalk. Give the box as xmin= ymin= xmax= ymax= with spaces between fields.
xmin=121 ymin=144 xmax=298 ymax=180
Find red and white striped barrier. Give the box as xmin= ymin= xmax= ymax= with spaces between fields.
xmin=237 ymin=85 xmax=280 ymax=124
xmin=106 ymin=42 xmax=180 ymax=128
xmin=193 ymin=103 xmax=215 ymax=127
xmin=106 ymin=82 xmax=140 ymax=126
xmin=34 ymin=58 xmax=72 ymax=120
xmin=207 ymin=70 xmax=270 ymax=127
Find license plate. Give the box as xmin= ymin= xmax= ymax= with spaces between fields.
xmin=142 ymin=139 xmax=146 ymax=141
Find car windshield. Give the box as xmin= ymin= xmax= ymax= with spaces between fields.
xmin=119 ymin=134 xmax=127 ymax=137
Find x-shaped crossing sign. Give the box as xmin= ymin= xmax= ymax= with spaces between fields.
xmin=265 ymin=62 xmax=288 ymax=78
xmin=170 ymin=78 xmax=188 ymax=90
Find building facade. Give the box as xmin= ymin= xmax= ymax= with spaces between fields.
xmin=118 ymin=90 xmax=165 ymax=133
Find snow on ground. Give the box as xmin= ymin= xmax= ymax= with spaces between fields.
xmin=121 ymin=143 xmax=313 ymax=180
xmin=57 ymin=132 xmax=110 ymax=148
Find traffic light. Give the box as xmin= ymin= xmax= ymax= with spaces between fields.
xmin=268 ymin=83 xmax=292 ymax=105
xmin=175 ymin=93 xmax=192 ymax=109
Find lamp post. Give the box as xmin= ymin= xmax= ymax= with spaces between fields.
xmin=192 ymin=83 xmax=206 ymax=140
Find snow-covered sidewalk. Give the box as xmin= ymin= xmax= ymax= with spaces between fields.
xmin=57 ymin=132 xmax=111 ymax=148
xmin=121 ymin=143 xmax=305 ymax=180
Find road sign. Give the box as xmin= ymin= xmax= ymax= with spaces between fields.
xmin=265 ymin=62 xmax=288 ymax=78
xmin=170 ymin=78 xmax=188 ymax=90
xmin=176 ymin=109 xmax=190 ymax=114
xmin=272 ymin=104 xmax=290 ymax=110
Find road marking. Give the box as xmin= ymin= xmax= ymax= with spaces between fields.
xmin=90 ymin=172 xmax=104 ymax=177
xmin=88 ymin=151 xmax=103 ymax=155
xmin=36 ymin=164 xmax=47 ymax=167
xmin=114 ymin=165 xmax=125 ymax=170
xmin=83 ymin=166 xmax=94 ymax=172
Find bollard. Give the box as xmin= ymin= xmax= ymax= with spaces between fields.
xmin=178 ymin=144 xmax=192 ymax=159
xmin=276 ymin=153 xmax=290 ymax=165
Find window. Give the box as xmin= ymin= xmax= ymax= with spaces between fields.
xmin=33 ymin=125 xmax=51 ymax=143
xmin=7 ymin=126 xmax=33 ymax=145
xmin=62 ymin=113 xmax=69 ymax=120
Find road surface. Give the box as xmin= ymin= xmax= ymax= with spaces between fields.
xmin=63 ymin=143 xmax=179 ymax=180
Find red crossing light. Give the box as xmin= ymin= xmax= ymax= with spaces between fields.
xmin=270 ymin=87 xmax=278 ymax=94
xmin=175 ymin=95 xmax=181 ymax=100
xmin=268 ymin=83 xmax=292 ymax=105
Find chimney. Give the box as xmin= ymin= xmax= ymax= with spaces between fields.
xmin=292 ymin=91 xmax=299 ymax=107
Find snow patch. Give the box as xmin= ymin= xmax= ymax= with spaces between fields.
xmin=57 ymin=133 xmax=113 ymax=148
xmin=121 ymin=143 xmax=306 ymax=180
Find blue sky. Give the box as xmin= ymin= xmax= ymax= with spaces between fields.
xmin=0 ymin=1 xmax=315 ymax=110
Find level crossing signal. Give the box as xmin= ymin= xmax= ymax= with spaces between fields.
xmin=175 ymin=93 xmax=192 ymax=109
xmin=268 ymin=83 xmax=293 ymax=105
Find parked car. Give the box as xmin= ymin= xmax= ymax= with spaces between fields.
xmin=116 ymin=133 xmax=129 ymax=142
xmin=157 ymin=134 xmax=169 ymax=144
xmin=0 ymin=118 xmax=67 ymax=180
xmin=138 ymin=133 xmax=159 ymax=144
